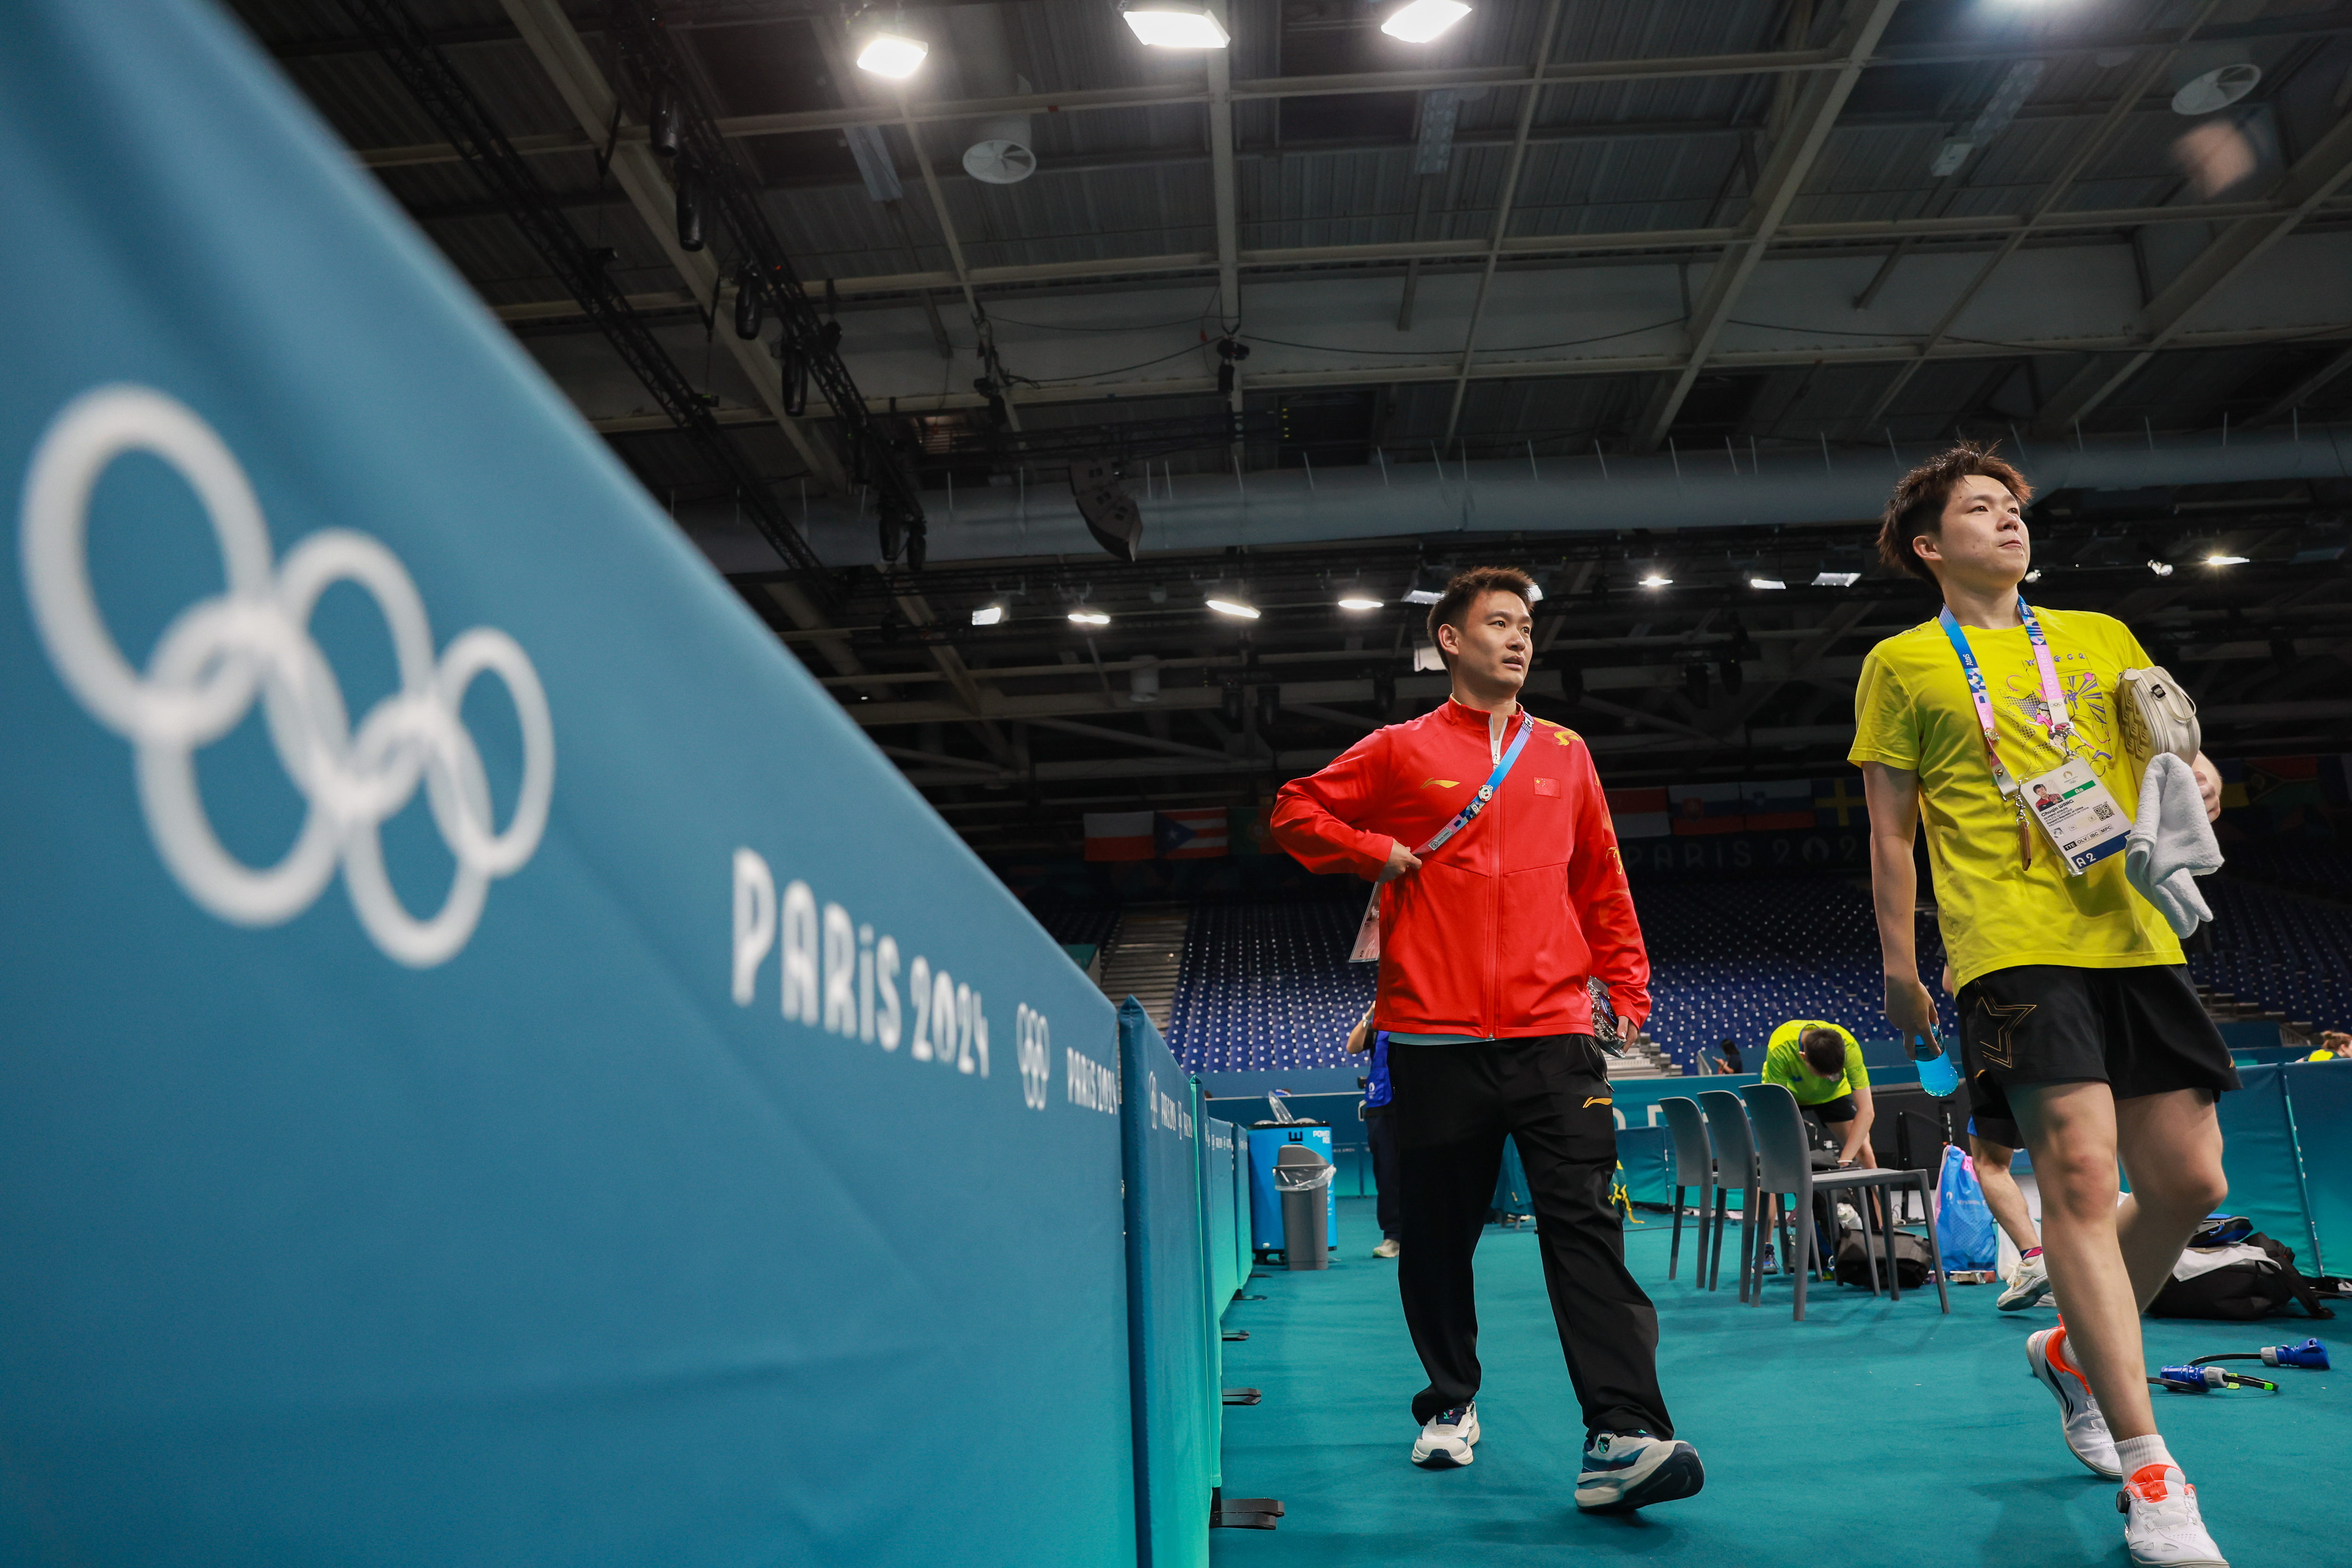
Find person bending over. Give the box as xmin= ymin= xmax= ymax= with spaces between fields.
xmin=1761 ymin=1019 xmax=1877 ymax=1168
xmin=1271 ymin=566 xmax=1702 ymax=1515
xmin=1857 ymin=442 xmax=2237 ymax=1568
xmin=1348 ymin=1005 xmax=1402 ymax=1259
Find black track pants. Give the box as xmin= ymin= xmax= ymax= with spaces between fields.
xmin=1367 ymin=1108 xmax=1401 ymax=1239
xmin=1389 ymin=1034 xmax=1672 ymax=1436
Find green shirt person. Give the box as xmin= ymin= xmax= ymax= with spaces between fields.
xmin=1761 ymin=1020 xmax=1876 ymax=1167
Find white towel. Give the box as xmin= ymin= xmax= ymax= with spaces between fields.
xmin=2126 ymin=752 xmax=2223 ymax=937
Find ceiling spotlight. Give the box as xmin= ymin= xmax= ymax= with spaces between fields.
xmin=1069 ymin=609 xmax=1111 ymax=626
xmin=1337 ymin=594 xmax=1385 ymax=611
xmin=855 ymin=26 xmax=928 ymax=79
xmin=1207 ymin=596 xmax=1261 ymax=619
xmin=2206 ymin=553 xmax=2249 ymax=566
xmin=2147 ymin=559 xmax=2175 ymax=577
xmin=2023 ymin=568 xmax=2042 ymax=582
xmin=1749 ymin=577 xmax=1787 ymax=591
xmin=1120 ymin=0 xmax=1230 ymax=48
xmin=1639 ymin=573 xmax=1673 ymax=589
xmin=1812 ymin=571 xmax=1860 ymax=588
xmin=1525 ymin=581 xmax=1544 ymax=603
xmin=1380 ymin=0 xmax=1471 ymax=43
xmin=1402 ymin=588 xmax=1444 ymax=605
xmin=971 ymin=603 xmax=1007 ymax=626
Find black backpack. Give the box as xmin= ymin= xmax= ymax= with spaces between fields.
xmin=2147 ymin=1232 xmax=2337 ymax=1321
xmin=1833 ymin=1226 xmax=1935 ymax=1291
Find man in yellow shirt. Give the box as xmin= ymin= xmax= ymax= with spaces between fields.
xmin=1760 ymin=1019 xmax=1876 ymax=1169
xmin=1854 ymin=442 xmax=2237 ymax=1568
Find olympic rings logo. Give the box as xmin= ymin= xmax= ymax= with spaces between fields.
xmin=18 ymin=386 xmax=554 ymax=967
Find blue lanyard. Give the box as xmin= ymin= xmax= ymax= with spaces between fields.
xmin=1937 ymin=597 xmax=2074 ymax=797
xmin=1414 ymin=709 xmax=1534 ymax=856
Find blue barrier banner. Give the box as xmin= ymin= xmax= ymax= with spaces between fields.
xmin=0 ymin=5 xmax=1136 ymax=1564
xmin=1120 ymin=1001 xmax=1210 ymax=1567
xmin=1618 ymin=1126 xmax=1676 ymax=1207
xmin=1204 ymin=1121 xmax=1241 ymax=1312
xmin=2216 ymin=1067 xmax=2318 ymax=1264
xmin=1192 ymin=1082 xmax=1222 ymax=1493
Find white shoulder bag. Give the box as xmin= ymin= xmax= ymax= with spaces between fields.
xmin=2117 ymin=666 xmax=2201 ymax=770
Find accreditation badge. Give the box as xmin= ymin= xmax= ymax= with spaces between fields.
xmin=2020 ymin=757 xmax=2130 ymax=876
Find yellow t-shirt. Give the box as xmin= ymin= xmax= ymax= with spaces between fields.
xmin=1849 ymin=606 xmax=2183 ymax=989
xmin=1763 ymin=1020 xmax=1867 ymax=1105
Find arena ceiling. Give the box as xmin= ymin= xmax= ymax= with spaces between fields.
xmin=229 ymin=0 xmax=2352 ymax=853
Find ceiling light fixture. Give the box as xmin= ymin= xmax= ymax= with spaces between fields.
xmin=854 ymin=24 xmax=928 ymax=79
xmin=1337 ymin=595 xmax=1385 ymax=611
xmin=2205 ymin=554 xmax=2249 ymax=566
xmin=1749 ymin=577 xmax=1787 ymax=591
xmin=1380 ymin=0 xmax=1471 ymax=43
xmin=2024 ymin=568 xmax=2042 ymax=582
xmin=970 ymin=603 xmax=1007 ymax=626
xmin=2147 ymin=560 xmax=2175 ymax=577
xmin=1120 ymin=0 xmax=1229 ymax=48
xmin=1639 ymin=573 xmax=1672 ymax=589
xmin=1812 ymin=571 xmax=1860 ymax=588
xmin=1402 ymin=588 xmax=1444 ymax=605
xmin=1206 ymin=597 xmax=1261 ymax=619
xmin=1069 ymin=609 xmax=1111 ymax=626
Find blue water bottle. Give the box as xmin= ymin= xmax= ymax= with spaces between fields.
xmin=1911 ymin=1030 xmax=1963 ymax=1098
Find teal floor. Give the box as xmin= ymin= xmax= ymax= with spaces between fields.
xmin=1213 ymin=1197 xmax=2348 ymax=1567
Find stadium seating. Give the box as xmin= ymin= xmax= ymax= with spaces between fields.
xmin=1149 ymin=868 xmax=2351 ymax=1076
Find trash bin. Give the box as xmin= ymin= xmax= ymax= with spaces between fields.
xmin=1275 ymin=1144 xmax=1335 ymax=1271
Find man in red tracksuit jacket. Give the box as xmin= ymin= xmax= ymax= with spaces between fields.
xmin=1271 ymin=566 xmax=1702 ymax=1514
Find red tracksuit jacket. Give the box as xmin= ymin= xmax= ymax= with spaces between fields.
xmin=1270 ymin=700 xmax=1651 ymax=1040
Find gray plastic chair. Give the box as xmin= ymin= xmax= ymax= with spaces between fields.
xmin=1696 ymin=1091 xmax=1759 ymax=1298
xmin=1740 ymin=1082 xmax=1950 ymax=1321
xmin=1657 ymin=1097 xmax=1716 ymax=1287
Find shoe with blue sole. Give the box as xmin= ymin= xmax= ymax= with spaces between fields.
xmin=1575 ymin=1429 xmax=1705 ymax=1512
xmin=1410 ymin=1403 xmax=1479 ymax=1469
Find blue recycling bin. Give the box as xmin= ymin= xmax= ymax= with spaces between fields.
xmin=1247 ymin=1124 xmax=1335 ymax=1258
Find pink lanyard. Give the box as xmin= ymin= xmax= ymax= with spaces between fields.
xmin=1936 ymin=597 xmax=2074 ymax=799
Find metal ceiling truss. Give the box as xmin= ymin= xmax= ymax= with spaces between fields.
xmin=601 ymin=0 xmax=932 ymax=566
xmin=340 ymin=0 xmax=840 ymax=596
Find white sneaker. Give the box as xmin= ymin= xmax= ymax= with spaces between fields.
xmin=1373 ymin=1237 xmax=1400 ymax=1259
xmin=1410 ymin=1402 xmax=1478 ymax=1469
xmin=1999 ymin=1251 xmax=2052 ymax=1311
xmin=2026 ymin=1325 xmax=2121 ymax=1478
xmin=2119 ymin=1465 xmax=2229 ymax=1566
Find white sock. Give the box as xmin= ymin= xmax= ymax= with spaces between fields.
xmin=2114 ymin=1434 xmax=2176 ymax=1477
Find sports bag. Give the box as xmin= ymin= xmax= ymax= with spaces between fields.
xmin=1834 ymin=1226 xmax=1934 ymax=1290
xmin=2147 ymin=1232 xmax=2336 ymax=1321
xmin=2118 ymin=666 xmax=2201 ymax=769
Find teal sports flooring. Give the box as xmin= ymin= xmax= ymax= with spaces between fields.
xmin=1212 ymin=1197 xmax=2349 ymax=1567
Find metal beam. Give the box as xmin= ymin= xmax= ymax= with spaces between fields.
xmin=497 ymin=0 xmax=849 ymax=493
xmin=1207 ymin=0 xmax=1241 ymax=427
xmin=580 ymin=318 xmax=2352 ymax=426
xmin=1441 ymin=0 xmax=1567 ymax=446
xmin=2034 ymin=106 xmax=2352 ymax=435
xmin=2249 ymin=341 xmax=2352 ymax=425
xmin=1632 ymin=0 xmax=1906 ymax=451
xmin=1861 ymin=0 xmax=2229 ymax=432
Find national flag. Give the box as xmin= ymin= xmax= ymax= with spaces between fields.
xmin=1082 ymin=811 xmax=1155 ymax=861
xmin=1667 ymin=782 xmax=1745 ymax=836
xmin=1157 ymin=808 xmax=1229 ymax=859
xmin=1813 ymin=775 xmax=1868 ymax=829
xmin=1742 ymin=779 xmax=1814 ymax=832
xmin=1229 ymin=804 xmax=1277 ymax=855
xmin=1604 ymin=786 xmax=1671 ymax=839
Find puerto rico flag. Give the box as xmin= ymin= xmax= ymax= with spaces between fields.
xmin=1668 ymin=782 xmax=1745 ymax=836
xmin=1741 ymin=779 xmax=1815 ymax=832
xmin=1604 ymin=787 xmax=1671 ymax=839
xmin=1156 ymin=809 xmax=1229 ymax=859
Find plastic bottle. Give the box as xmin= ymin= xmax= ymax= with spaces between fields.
xmin=1911 ymin=1031 xmax=1963 ymax=1098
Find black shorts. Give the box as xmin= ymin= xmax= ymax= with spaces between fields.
xmin=1955 ymin=963 xmax=2238 ymax=1146
xmin=1803 ymin=1095 xmax=1858 ymax=1124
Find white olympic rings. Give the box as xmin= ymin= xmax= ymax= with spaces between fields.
xmin=19 ymin=385 xmax=554 ymax=967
